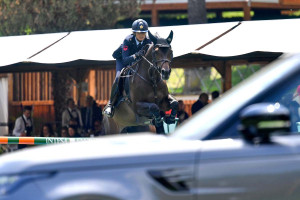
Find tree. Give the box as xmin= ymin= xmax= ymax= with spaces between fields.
xmin=185 ymin=0 xmax=207 ymax=94
xmin=188 ymin=0 xmax=207 ymax=24
xmin=0 ymin=0 xmax=141 ymax=36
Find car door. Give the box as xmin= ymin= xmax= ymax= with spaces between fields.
xmin=195 ymin=138 xmax=300 ymax=200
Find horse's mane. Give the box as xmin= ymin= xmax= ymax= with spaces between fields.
xmin=144 ymin=43 xmax=153 ymax=57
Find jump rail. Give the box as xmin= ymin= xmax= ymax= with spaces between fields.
xmin=0 ymin=137 xmax=96 ymax=145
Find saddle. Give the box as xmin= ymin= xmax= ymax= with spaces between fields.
xmin=115 ymin=50 xmax=148 ymax=107
xmin=115 ymin=67 xmax=133 ymax=108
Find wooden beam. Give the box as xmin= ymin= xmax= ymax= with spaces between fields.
xmin=250 ymin=2 xmax=300 ymax=9
xmin=212 ymin=61 xmax=225 ymax=78
xmin=210 ymin=61 xmax=231 ymax=92
xmin=141 ymin=2 xmax=300 ymax=12
xmin=11 ymin=100 xmax=54 ymax=106
xmin=224 ymin=62 xmax=232 ymax=92
xmin=207 ymin=2 xmax=246 ymax=9
xmin=89 ymin=70 xmax=96 ymax=99
xmin=8 ymin=74 xmax=13 ymax=120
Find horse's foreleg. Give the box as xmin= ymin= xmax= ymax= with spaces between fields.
xmin=165 ymin=94 xmax=178 ymax=124
xmin=136 ymin=102 xmax=164 ymax=134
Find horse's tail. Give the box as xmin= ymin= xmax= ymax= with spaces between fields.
xmin=102 ymin=115 xmax=120 ymax=135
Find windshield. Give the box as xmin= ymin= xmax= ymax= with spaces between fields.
xmin=171 ymin=53 xmax=300 ymax=140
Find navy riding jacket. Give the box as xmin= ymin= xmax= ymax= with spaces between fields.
xmin=113 ymin=34 xmax=152 ymax=67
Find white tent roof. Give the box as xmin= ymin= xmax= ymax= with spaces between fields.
xmin=0 ymin=18 xmax=299 ymax=70
xmin=0 ymin=32 xmax=68 ymax=67
xmin=195 ymin=18 xmax=300 ymax=57
xmin=26 ymin=22 xmax=238 ymax=64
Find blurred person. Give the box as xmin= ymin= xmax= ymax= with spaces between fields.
xmin=81 ymin=95 xmax=102 ymax=133
xmin=191 ymin=93 xmax=209 ymax=114
xmin=68 ymin=125 xmax=81 ymax=138
xmin=68 ymin=118 xmax=84 ymax=136
xmin=60 ymin=126 xmax=69 ymax=137
xmin=91 ymin=119 xmax=105 ymax=137
xmin=62 ymin=98 xmax=83 ymax=128
xmin=40 ymin=123 xmax=55 ymax=137
xmin=12 ymin=106 xmax=33 ymax=149
xmin=68 ymin=118 xmax=79 ymax=127
xmin=211 ymin=90 xmax=220 ymax=101
xmin=13 ymin=106 xmax=33 ymax=137
xmin=177 ymin=100 xmax=189 ymax=125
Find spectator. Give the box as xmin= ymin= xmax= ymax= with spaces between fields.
xmin=191 ymin=93 xmax=209 ymax=115
xmin=91 ymin=119 xmax=105 ymax=137
xmin=177 ymin=100 xmax=189 ymax=125
xmin=12 ymin=106 xmax=33 ymax=149
xmin=62 ymin=98 xmax=83 ymax=128
xmin=211 ymin=90 xmax=220 ymax=101
xmin=40 ymin=123 xmax=55 ymax=137
xmin=69 ymin=118 xmax=79 ymax=127
xmin=68 ymin=125 xmax=81 ymax=137
xmin=81 ymin=95 xmax=103 ymax=133
xmin=60 ymin=126 xmax=69 ymax=137
xmin=13 ymin=106 xmax=33 ymax=137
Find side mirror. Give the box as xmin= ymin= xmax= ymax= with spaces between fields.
xmin=239 ymin=103 xmax=291 ymax=144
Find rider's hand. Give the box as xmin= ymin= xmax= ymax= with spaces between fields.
xmin=134 ymin=50 xmax=144 ymax=59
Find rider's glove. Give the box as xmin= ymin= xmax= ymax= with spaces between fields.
xmin=134 ymin=49 xmax=144 ymax=59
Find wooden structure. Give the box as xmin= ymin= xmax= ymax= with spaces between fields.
xmin=5 ymin=53 xmax=279 ymax=135
xmin=141 ymin=0 xmax=300 ymax=25
xmin=6 ymin=68 xmax=116 ymax=134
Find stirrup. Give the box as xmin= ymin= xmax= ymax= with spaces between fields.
xmin=103 ymin=104 xmax=114 ymax=118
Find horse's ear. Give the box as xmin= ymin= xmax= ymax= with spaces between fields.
xmin=148 ymin=31 xmax=157 ymax=45
xmin=166 ymin=30 xmax=173 ymax=44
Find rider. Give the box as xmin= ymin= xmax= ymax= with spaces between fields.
xmin=103 ymin=19 xmax=152 ymax=118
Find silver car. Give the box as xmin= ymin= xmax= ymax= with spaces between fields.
xmin=1 ymin=53 xmax=300 ymax=200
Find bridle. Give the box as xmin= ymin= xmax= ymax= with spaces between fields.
xmin=141 ymin=43 xmax=173 ymax=80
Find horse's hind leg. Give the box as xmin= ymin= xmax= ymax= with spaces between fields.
xmin=136 ymin=102 xmax=164 ymax=134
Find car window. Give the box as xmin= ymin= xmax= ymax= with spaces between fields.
xmin=210 ymin=71 xmax=300 ymax=140
xmin=262 ymin=74 xmax=300 ymax=133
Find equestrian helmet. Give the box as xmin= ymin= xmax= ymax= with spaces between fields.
xmin=132 ymin=19 xmax=148 ymax=33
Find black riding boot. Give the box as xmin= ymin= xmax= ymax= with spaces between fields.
xmin=103 ymin=79 xmax=119 ymax=118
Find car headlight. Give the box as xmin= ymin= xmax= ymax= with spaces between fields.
xmin=0 ymin=173 xmax=54 ymax=195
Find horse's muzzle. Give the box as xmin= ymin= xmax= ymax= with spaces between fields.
xmin=161 ymin=68 xmax=171 ymax=80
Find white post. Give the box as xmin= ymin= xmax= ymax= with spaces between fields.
xmin=0 ymin=77 xmax=8 ymax=136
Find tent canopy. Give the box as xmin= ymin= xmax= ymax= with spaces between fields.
xmin=0 ymin=18 xmax=299 ymax=72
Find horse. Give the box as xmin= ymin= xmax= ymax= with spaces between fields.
xmin=103 ymin=30 xmax=178 ymax=134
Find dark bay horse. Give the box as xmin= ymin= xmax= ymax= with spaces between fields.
xmin=103 ymin=30 xmax=178 ymax=134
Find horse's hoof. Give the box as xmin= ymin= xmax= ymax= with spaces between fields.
xmin=103 ymin=106 xmax=114 ymax=118
xmin=165 ymin=116 xmax=175 ymax=124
